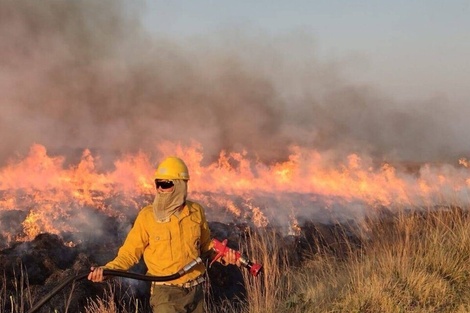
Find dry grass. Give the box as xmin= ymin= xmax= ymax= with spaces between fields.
xmin=84 ymin=280 xmax=148 ymax=313
xmin=7 ymin=206 xmax=470 ymax=312
xmin=1 ymin=267 xmax=33 ymax=313
xmin=85 ymin=285 xmax=121 ymax=313
xmin=296 ymin=206 xmax=470 ymax=312
xmin=239 ymin=230 xmax=296 ymax=313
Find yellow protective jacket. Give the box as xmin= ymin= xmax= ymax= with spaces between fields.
xmin=105 ymin=200 xmax=212 ymax=285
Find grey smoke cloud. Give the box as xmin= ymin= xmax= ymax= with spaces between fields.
xmin=0 ymin=0 xmax=468 ymax=168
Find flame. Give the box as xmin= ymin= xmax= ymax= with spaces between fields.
xmin=1 ymin=142 xmax=470 ymax=247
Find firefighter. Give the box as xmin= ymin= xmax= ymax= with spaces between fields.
xmin=88 ymin=156 xmax=239 ymax=313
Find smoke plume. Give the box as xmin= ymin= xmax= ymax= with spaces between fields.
xmin=0 ymin=0 xmax=468 ymax=168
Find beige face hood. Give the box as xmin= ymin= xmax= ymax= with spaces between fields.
xmin=152 ymin=179 xmax=187 ymax=223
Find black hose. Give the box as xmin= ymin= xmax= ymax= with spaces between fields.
xmin=27 ymin=257 xmax=203 ymax=313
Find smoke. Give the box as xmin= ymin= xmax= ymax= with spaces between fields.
xmin=0 ymin=0 xmax=468 ymax=167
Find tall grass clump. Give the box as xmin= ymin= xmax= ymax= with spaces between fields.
xmin=204 ymin=229 xmax=296 ymax=313
xmin=241 ymin=229 xmax=296 ymax=313
xmin=296 ymin=206 xmax=470 ymax=312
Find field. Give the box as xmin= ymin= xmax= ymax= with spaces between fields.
xmin=4 ymin=205 xmax=470 ymax=313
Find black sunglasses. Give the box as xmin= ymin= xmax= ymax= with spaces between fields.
xmin=155 ymin=180 xmax=174 ymax=189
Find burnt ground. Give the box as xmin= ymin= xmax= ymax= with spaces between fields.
xmin=0 ymin=219 xmax=362 ymax=313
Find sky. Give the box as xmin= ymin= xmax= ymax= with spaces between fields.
xmin=142 ymin=0 xmax=470 ymax=104
xmin=1 ymin=0 xmax=469 ymax=167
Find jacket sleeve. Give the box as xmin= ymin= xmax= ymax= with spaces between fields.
xmin=200 ymin=206 xmax=213 ymax=254
xmin=104 ymin=211 xmax=149 ymax=270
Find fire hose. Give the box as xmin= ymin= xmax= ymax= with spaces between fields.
xmin=27 ymin=239 xmax=262 ymax=313
xmin=26 ymin=258 xmax=203 ymax=313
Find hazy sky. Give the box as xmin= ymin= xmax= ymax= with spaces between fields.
xmin=142 ymin=0 xmax=470 ymax=104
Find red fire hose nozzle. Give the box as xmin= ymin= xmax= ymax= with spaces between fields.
xmin=210 ymin=238 xmax=263 ymax=277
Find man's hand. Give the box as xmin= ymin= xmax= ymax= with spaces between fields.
xmin=88 ymin=266 xmax=105 ymax=282
xmin=220 ymin=248 xmax=241 ymax=267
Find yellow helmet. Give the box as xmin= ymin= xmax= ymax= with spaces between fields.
xmin=154 ymin=156 xmax=190 ymax=180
